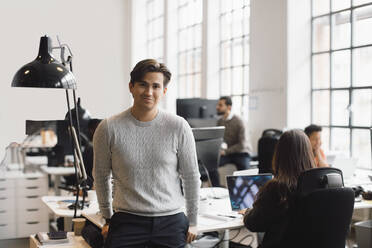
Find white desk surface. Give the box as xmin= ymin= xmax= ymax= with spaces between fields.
xmin=40 ymin=165 xmax=75 ymax=175
xmin=41 ymin=196 xmax=99 ymax=218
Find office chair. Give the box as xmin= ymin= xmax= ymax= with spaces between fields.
xmin=287 ymin=167 xmax=355 ymax=248
xmin=257 ymin=129 xmax=282 ymax=173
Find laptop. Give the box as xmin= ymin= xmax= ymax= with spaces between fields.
xmin=226 ymin=174 xmax=273 ymax=211
xmin=331 ymin=157 xmax=358 ymax=180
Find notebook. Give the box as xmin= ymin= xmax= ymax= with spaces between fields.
xmin=226 ymin=174 xmax=273 ymax=211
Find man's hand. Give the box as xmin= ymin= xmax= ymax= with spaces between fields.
xmin=101 ymin=223 xmax=109 ymax=239
xmin=220 ymin=150 xmax=226 ymax=156
xmin=187 ymin=225 xmax=198 ymax=243
xmin=238 ymin=208 xmax=251 ymax=215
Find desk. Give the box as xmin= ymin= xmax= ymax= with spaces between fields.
xmin=29 ymin=232 xmax=90 ymax=248
xmin=41 ymin=196 xmax=98 ymax=231
xmin=40 ymin=166 xmax=75 ymax=195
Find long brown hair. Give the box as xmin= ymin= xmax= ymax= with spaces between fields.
xmin=272 ymin=129 xmax=315 ymax=190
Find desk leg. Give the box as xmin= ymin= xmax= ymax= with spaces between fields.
xmin=218 ymin=230 xmax=229 ymax=248
xmin=55 ymin=175 xmax=61 ymax=196
xmin=64 ymin=217 xmax=73 ymax=232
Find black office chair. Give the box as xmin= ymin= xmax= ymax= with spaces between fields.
xmin=287 ymin=167 xmax=355 ymax=248
xmin=257 ymin=129 xmax=282 ymax=174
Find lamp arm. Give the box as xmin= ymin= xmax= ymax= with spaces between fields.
xmin=71 ymin=126 xmax=87 ymax=181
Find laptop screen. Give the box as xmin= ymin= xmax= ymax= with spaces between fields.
xmin=226 ymin=174 xmax=273 ymax=211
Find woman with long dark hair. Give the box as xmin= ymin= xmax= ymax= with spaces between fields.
xmin=242 ymin=129 xmax=315 ymax=248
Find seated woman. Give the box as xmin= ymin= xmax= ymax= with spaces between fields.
xmin=242 ymin=129 xmax=315 ymax=248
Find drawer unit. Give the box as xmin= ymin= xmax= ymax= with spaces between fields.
xmin=18 ymin=206 xmax=48 ymax=223
xmin=0 ymin=222 xmax=16 ymax=239
xmin=0 ymin=172 xmax=48 ymax=239
xmin=0 ymin=178 xmax=15 ymax=189
xmin=0 ymin=197 xmax=15 ymax=211
xmin=17 ymin=221 xmax=48 ymax=238
xmin=0 ymin=208 xmax=15 ymax=224
xmin=16 ymin=185 xmax=47 ymax=197
xmin=0 ymin=186 xmax=15 ymax=198
xmin=16 ymin=176 xmax=47 ymax=188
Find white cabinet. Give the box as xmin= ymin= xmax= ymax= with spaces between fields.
xmin=0 ymin=171 xmax=48 ymax=239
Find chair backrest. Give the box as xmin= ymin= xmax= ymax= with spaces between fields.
xmin=288 ymin=168 xmax=355 ymax=248
xmin=257 ymin=129 xmax=282 ymax=174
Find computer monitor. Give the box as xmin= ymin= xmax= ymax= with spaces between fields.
xmin=192 ymin=127 xmax=225 ymax=181
xmin=177 ymin=98 xmax=219 ymax=120
xmin=25 ymin=120 xmax=73 ymax=166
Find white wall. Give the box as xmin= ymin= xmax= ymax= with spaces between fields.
xmin=0 ymin=0 xmax=132 ymax=159
xmin=249 ymin=0 xmax=311 ymax=152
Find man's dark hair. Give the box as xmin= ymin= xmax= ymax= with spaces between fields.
xmin=130 ymin=59 xmax=171 ymax=87
xmin=304 ymin=124 xmax=322 ymax=137
xmin=219 ymin=96 xmax=232 ymax=106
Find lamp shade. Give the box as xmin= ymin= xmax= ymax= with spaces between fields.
xmin=11 ymin=36 xmax=76 ymax=89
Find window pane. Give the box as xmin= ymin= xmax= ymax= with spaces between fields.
xmin=331 ymin=90 xmax=349 ymax=126
xmin=232 ymin=9 xmax=243 ymax=38
xmin=353 ymin=46 xmax=372 ymax=86
xmin=322 ymin=127 xmax=330 ymax=152
xmin=313 ymin=0 xmax=330 ymax=16
xmin=352 ymin=89 xmax=372 ymax=126
xmin=313 ymin=53 xmax=330 ymax=88
xmin=332 ymin=0 xmax=350 ymax=11
xmin=332 ymin=11 xmax=351 ymax=49
xmin=352 ymin=129 xmax=372 ymax=168
xmin=243 ymin=65 xmax=249 ymax=92
xmin=195 ymin=48 xmax=202 ymax=73
xmin=242 ymin=95 xmax=249 ymax=120
xmin=353 ymin=0 xmax=372 ymax=6
xmin=221 ymin=13 xmax=232 ymax=41
xmin=313 ymin=90 xmax=330 ymax=125
xmin=221 ymin=69 xmax=232 ymax=95
xmin=313 ymin=16 xmax=330 ymax=52
xmin=232 ymin=96 xmax=242 ymax=116
xmin=243 ymin=5 xmax=250 ymax=34
xmin=221 ymin=41 xmax=232 ymax=68
xmin=332 ymin=50 xmax=350 ymax=88
xmin=243 ymin=37 xmax=249 ymax=65
xmin=220 ymin=0 xmax=232 ymax=13
xmin=194 ymin=73 xmax=201 ymax=97
xmin=353 ymin=5 xmax=372 ymax=46
xmin=179 ymin=52 xmax=187 ymax=75
xmin=232 ymin=67 xmax=243 ymax=95
xmin=331 ymin=128 xmax=350 ymax=156
xmin=178 ymin=76 xmax=187 ymax=98
xmin=232 ymin=39 xmax=243 ymax=66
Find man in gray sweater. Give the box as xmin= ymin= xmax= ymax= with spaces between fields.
xmin=210 ymin=96 xmax=252 ymax=186
xmin=93 ymin=59 xmax=201 ymax=247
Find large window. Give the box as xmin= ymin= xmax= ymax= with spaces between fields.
xmin=311 ymin=0 xmax=372 ymax=168
xmin=146 ymin=0 xmax=164 ymax=61
xmin=177 ymin=0 xmax=203 ymax=98
xmin=219 ymin=0 xmax=250 ymax=118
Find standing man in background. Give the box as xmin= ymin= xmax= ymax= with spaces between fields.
xmin=304 ymin=124 xmax=328 ymax=167
xmin=211 ymin=96 xmax=252 ymax=186
xmin=93 ymin=59 xmax=200 ymax=247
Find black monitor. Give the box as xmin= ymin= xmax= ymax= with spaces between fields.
xmin=192 ymin=127 xmax=225 ymax=185
xmin=177 ymin=98 xmax=219 ymax=120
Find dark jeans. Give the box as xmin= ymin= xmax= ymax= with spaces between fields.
xmin=105 ymin=212 xmax=189 ymax=248
xmin=209 ymin=153 xmax=251 ymax=187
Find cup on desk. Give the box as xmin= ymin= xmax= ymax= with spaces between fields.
xmin=73 ymin=218 xmax=86 ymax=236
xmin=87 ymin=190 xmax=97 ymax=202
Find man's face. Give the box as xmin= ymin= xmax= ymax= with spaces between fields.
xmin=309 ymin=131 xmax=322 ymax=150
xmin=216 ymin=99 xmax=230 ymax=115
xmin=129 ymin=72 xmax=167 ymax=111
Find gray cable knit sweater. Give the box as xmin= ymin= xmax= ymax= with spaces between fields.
xmin=93 ymin=108 xmax=201 ymax=225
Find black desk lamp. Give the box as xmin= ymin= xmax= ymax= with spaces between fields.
xmin=12 ymin=35 xmax=88 ymax=218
